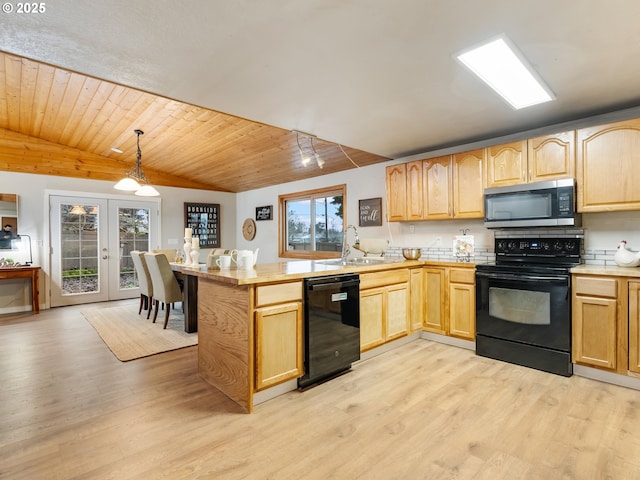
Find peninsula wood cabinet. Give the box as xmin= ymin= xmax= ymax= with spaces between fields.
xmin=485 ymin=131 xmax=575 ymax=188
xmin=254 ymin=282 xmax=303 ymax=391
xmin=359 ymin=269 xmax=409 ymax=352
xmin=577 ymin=118 xmax=640 ymax=212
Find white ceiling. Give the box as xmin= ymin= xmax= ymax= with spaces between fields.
xmin=2 ymin=0 xmax=640 ymax=159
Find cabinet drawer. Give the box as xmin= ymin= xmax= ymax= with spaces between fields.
xmin=574 ymin=276 xmax=617 ymax=298
xmin=449 ymin=267 xmax=475 ymax=284
xmin=255 ymin=281 xmax=303 ymax=307
xmin=360 ymin=269 xmax=409 ymax=289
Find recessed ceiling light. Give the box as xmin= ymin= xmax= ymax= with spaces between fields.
xmin=111 ymin=147 xmax=123 ymax=154
xmin=456 ymin=35 xmax=554 ymax=110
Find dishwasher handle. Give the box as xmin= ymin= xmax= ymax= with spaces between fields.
xmin=307 ymin=279 xmax=360 ymax=291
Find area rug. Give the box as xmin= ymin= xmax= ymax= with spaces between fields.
xmin=82 ymin=305 xmax=197 ymax=361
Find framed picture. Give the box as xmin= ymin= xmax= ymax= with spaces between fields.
xmin=359 ymin=197 xmax=382 ymax=227
xmin=255 ymin=205 xmax=273 ymax=221
xmin=184 ymin=202 xmax=220 ymax=248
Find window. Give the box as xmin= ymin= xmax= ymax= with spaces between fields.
xmin=279 ymin=185 xmax=346 ymax=259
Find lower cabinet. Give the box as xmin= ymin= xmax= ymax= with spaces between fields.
xmin=423 ymin=265 xmax=475 ymax=341
xmin=628 ymin=281 xmax=640 ymax=374
xmin=359 ymin=269 xmax=409 ymax=352
xmin=254 ymin=282 xmax=303 ymax=391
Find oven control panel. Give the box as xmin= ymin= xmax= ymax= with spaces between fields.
xmin=496 ymin=237 xmax=581 ymax=258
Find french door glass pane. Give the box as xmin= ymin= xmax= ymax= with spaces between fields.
xmin=60 ymin=204 xmax=99 ymax=295
xmin=118 ymin=207 xmax=150 ymax=290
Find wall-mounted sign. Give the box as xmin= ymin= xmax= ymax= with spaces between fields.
xmin=184 ymin=202 xmax=220 ymax=248
xmin=359 ymin=197 xmax=382 ymax=227
xmin=255 ymin=205 xmax=273 ymax=221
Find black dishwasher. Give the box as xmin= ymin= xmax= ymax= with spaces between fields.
xmin=298 ymin=273 xmax=360 ymax=389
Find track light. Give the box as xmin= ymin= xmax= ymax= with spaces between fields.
xmin=311 ymin=137 xmax=324 ymax=169
xmin=295 ymin=131 xmax=311 ymax=166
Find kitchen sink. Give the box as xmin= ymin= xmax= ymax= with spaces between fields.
xmin=317 ymin=257 xmax=402 ymax=267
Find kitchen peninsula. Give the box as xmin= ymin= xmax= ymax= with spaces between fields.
xmin=176 ymin=259 xmax=427 ymax=413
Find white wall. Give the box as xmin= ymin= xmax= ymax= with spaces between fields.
xmin=0 ymin=171 xmax=235 ymax=313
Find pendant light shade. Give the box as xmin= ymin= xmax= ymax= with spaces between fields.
xmin=114 ymin=129 xmax=160 ymax=196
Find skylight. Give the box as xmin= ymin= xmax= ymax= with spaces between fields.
xmin=456 ymin=36 xmax=554 ymax=110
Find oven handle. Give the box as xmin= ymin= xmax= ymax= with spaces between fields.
xmin=475 ymin=271 xmax=569 ymax=283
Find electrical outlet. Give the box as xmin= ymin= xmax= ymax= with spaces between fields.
xmin=435 ymin=236 xmax=442 ymax=246
xmin=409 ymin=224 xmax=415 ymax=234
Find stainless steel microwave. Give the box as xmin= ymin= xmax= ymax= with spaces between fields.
xmin=484 ymin=179 xmax=581 ymax=228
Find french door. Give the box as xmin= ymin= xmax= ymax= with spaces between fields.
xmin=50 ymin=195 xmax=159 ymax=307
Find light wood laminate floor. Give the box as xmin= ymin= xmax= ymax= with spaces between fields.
xmin=2 ymin=300 xmax=640 ymax=479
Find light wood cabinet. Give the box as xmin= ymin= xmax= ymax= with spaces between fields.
xmin=528 ymin=131 xmax=575 ymax=182
xmin=406 ymin=160 xmax=424 ymax=220
xmin=448 ymin=268 xmax=476 ymax=340
xmin=628 ymin=281 xmax=640 ymax=374
xmin=452 ymin=149 xmax=485 ymax=218
xmin=254 ymin=301 xmax=303 ymax=391
xmin=486 ymin=132 xmax=574 ymax=188
xmin=423 ymin=266 xmax=475 ymax=340
xmin=572 ymin=276 xmax=619 ymax=371
xmin=423 ymin=267 xmax=447 ymax=334
xmin=409 ymin=268 xmax=424 ymax=332
xmin=577 ymin=118 xmax=640 ymax=212
xmin=423 ymin=156 xmax=452 ymax=219
xmin=359 ymin=269 xmax=409 ymax=352
xmin=386 ymin=163 xmax=407 ymax=221
xmin=386 ymin=149 xmax=484 ymax=222
xmin=486 ymin=140 xmax=527 ymax=188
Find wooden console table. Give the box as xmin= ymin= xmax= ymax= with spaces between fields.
xmin=0 ymin=266 xmax=40 ymax=314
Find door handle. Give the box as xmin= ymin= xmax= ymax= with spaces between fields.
xmin=102 ymin=255 xmax=108 ymax=259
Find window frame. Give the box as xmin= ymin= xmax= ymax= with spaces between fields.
xmin=278 ymin=184 xmax=346 ymax=260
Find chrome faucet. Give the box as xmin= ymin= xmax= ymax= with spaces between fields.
xmin=341 ymin=224 xmax=360 ymax=261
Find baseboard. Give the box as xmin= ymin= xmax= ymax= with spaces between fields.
xmin=420 ymin=331 xmax=476 ymax=351
xmin=573 ymin=365 xmax=640 ymax=391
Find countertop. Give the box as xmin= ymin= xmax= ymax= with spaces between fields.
xmin=571 ymin=264 xmax=640 ymax=278
xmin=172 ymin=258 xmax=477 ymax=286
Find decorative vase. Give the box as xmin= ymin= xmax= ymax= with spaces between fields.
xmin=190 ymin=248 xmax=200 ymax=266
xmin=183 ymin=237 xmax=192 ymax=266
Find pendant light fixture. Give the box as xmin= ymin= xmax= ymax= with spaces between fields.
xmin=114 ymin=129 xmax=160 ymax=196
xmin=295 ymin=131 xmax=311 ymax=167
xmin=310 ymin=137 xmax=324 ymax=169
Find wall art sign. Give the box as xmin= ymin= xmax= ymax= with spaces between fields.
xmin=359 ymin=197 xmax=382 ymax=227
xmin=184 ymin=202 xmax=220 ymax=248
xmin=255 ymin=205 xmax=273 ymax=221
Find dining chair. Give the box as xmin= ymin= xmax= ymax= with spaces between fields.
xmin=145 ymin=252 xmax=183 ymax=329
xmin=130 ymin=250 xmax=153 ymax=319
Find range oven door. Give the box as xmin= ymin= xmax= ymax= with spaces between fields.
xmin=475 ymin=270 xmax=570 ymax=351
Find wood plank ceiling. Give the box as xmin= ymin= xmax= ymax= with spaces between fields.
xmin=0 ymin=51 xmax=390 ymax=192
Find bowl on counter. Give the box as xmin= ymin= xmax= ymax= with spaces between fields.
xmin=402 ymin=247 xmax=422 ymax=260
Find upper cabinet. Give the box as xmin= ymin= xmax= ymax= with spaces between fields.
xmin=386 ymin=149 xmax=484 ymax=222
xmin=577 ymin=118 xmax=640 ymax=212
xmin=485 ymin=132 xmax=575 ymax=188
xmin=385 ymin=163 xmax=407 ymax=221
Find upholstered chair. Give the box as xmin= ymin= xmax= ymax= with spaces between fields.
xmin=130 ymin=250 xmax=153 ymax=319
xmin=144 ymin=252 xmax=183 ymax=329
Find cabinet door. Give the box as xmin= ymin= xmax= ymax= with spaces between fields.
xmin=629 ymin=282 xmax=640 ymax=374
xmin=527 ymin=131 xmax=575 ymax=182
xmin=255 ymin=302 xmax=303 ymax=391
xmin=485 ymin=140 xmax=527 ymax=188
xmin=386 ymin=164 xmax=407 ymax=221
xmin=406 ymin=160 xmax=424 ymax=221
xmin=577 ymin=118 xmax=640 ymax=212
xmin=572 ymin=295 xmax=618 ymax=370
xmin=409 ymin=268 xmax=424 ymax=332
xmin=452 ymin=149 xmax=484 ymax=218
xmin=424 ymin=268 xmax=446 ymax=334
xmin=360 ymin=287 xmax=385 ymax=351
xmin=423 ymin=156 xmax=452 ymax=219
xmin=449 ymin=282 xmax=475 ymax=340
xmin=386 ymin=284 xmax=408 ymax=341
